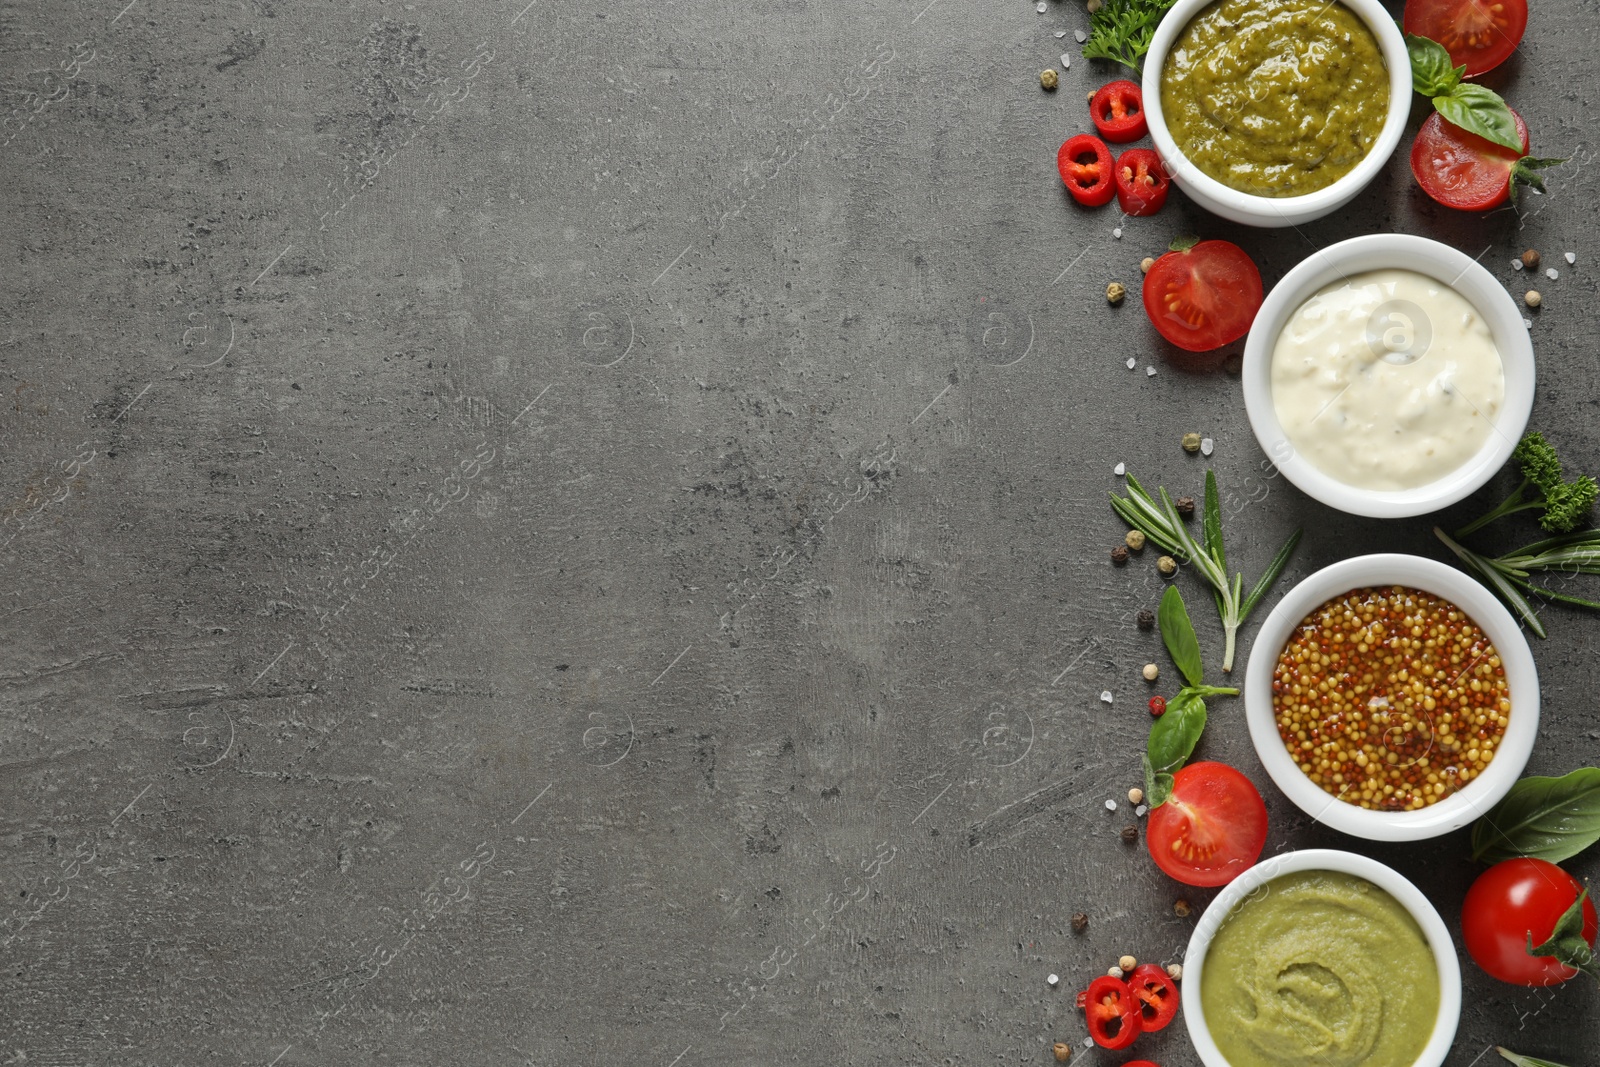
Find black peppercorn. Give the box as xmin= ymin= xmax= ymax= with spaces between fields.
xmin=1175 ymin=496 xmax=1196 ymax=517
xmin=1120 ymin=825 xmax=1138 ymax=844
xmin=1111 ymin=545 xmax=1130 ymax=565
xmin=1136 ymin=609 xmax=1155 ymax=630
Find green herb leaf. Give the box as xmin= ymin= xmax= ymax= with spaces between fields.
xmin=1405 ymin=34 xmax=1463 ymax=97
xmin=1147 ymin=689 xmax=1207 ymax=776
xmin=1434 ymin=84 xmax=1525 ymax=153
xmin=1527 ymin=889 xmax=1600 ymax=983
xmin=1471 ymin=768 xmax=1600 ymax=864
xmin=1169 ymin=234 xmax=1199 ymax=253
xmin=1143 ymin=753 xmax=1175 ymax=808
xmin=1203 ymin=470 xmax=1226 ymax=574
xmin=1239 ymin=528 xmax=1303 ymax=620
xmin=1158 ymin=585 xmax=1204 ymax=687
xmin=1435 ymin=526 xmax=1550 ymax=639
xmin=1081 ymin=0 xmax=1177 ymax=71
xmin=1498 ymin=1048 xmax=1576 ymax=1067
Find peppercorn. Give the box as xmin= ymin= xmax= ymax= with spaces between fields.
xmin=1040 ymin=69 xmax=1059 ymax=91
xmin=1124 ymin=529 xmax=1146 ymax=551
xmin=1127 ymin=787 xmax=1144 ymax=804
xmin=1120 ymin=825 xmax=1138 ymax=843
xmin=1157 ymin=555 xmax=1177 ymax=577
xmin=1166 ymin=963 xmax=1183 ymax=980
xmin=1107 ymin=281 xmax=1127 ymax=306
xmin=1182 ymin=432 xmax=1202 ymax=453
xmin=1148 ymin=695 xmax=1166 ymax=716
xmin=1173 ymin=898 xmax=1191 ymax=918
xmin=1140 ymin=256 xmax=1154 ymax=274
xmin=1071 ymin=912 xmax=1089 ymax=933
xmin=1107 ymin=965 xmax=1124 ymax=979
xmin=1142 ymin=663 xmax=1159 ymax=681
xmin=1174 ymin=496 xmax=1195 ymax=517
xmin=1118 ymin=955 xmax=1137 ymax=971
xmin=1111 ymin=545 xmax=1130 ymax=565
xmin=1053 ymin=1042 xmax=1072 ymax=1062
xmin=1521 ymin=249 xmax=1541 ymax=271
xmin=1086 ymin=0 xmax=1102 ymax=11
xmin=1136 ymin=608 xmax=1155 ymax=630
xmin=1525 ymin=290 xmax=1542 ymax=308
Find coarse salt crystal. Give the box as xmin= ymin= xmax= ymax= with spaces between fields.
xmin=1084 ymin=1037 xmax=1095 ymax=1048
xmin=1566 ymin=252 xmax=1577 ymax=264
xmin=1075 ymin=28 xmax=1087 ymax=41
xmin=1135 ymin=804 xmax=1148 ymax=816
xmin=1146 ymin=365 xmax=1156 ymax=376
xmin=1036 ymin=1 xmax=1047 ymax=11
xmin=1523 ymin=317 xmax=1534 ymax=329
xmin=1114 ymin=462 xmax=1126 ymax=475
xmin=1113 ymin=227 xmax=1123 ymax=239
xmin=1512 ymin=259 xmax=1524 ymax=271
xmin=1061 ymin=54 xmax=1072 ymax=69
xmin=1125 ymin=357 xmax=1136 ymax=370
xmin=1047 ymin=973 xmax=1060 ymax=986
xmin=1055 ymin=29 xmax=1067 ymax=37
xmin=1200 ymin=437 xmax=1214 ymax=456
xmin=1101 ymin=690 xmax=1113 ymax=704
xmin=1547 ymin=267 xmax=1559 ymax=280
xmin=1104 ymin=799 xmax=1117 ymax=811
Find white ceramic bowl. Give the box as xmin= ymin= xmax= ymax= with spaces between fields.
xmin=1183 ymin=848 xmax=1462 ymax=1067
xmin=1242 ymin=234 xmax=1536 ymax=518
xmin=1244 ymin=553 xmax=1539 ymax=840
xmin=1141 ymin=0 xmax=1411 ymax=227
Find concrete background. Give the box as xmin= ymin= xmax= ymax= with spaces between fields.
xmin=2 ymin=0 xmax=1597 ymax=1063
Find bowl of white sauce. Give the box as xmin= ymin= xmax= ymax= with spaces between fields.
xmin=1242 ymin=234 xmax=1535 ymax=519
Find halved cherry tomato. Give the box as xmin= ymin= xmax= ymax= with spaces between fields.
xmin=1090 ymin=80 xmax=1148 ymax=143
xmin=1146 ymin=762 xmax=1268 ymax=887
xmin=1127 ymin=964 xmax=1179 ymax=1031
xmin=1141 ymin=240 xmax=1264 ymax=353
xmin=1462 ymin=858 xmax=1598 ymax=986
xmin=1411 ymin=109 xmax=1557 ymax=211
xmin=1114 ymin=149 xmax=1169 ymax=216
xmin=1079 ymin=975 xmax=1141 ymax=1050
xmin=1403 ymin=0 xmax=1527 ymax=77
xmin=1057 ymin=134 xmax=1115 ymax=207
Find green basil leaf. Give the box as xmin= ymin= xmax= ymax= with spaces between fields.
xmin=1405 ymin=34 xmax=1462 ymax=97
xmin=1471 ymin=768 xmax=1600 ymax=864
xmin=1143 ymin=753 xmax=1174 ymax=808
xmin=1158 ymin=585 xmax=1204 ymax=688
xmin=1434 ymin=84 xmax=1525 ymax=153
xmin=1499 ymin=1049 xmax=1577 ymax=1067
xmin=1148 ymin=690 xmax=1206 ymax=775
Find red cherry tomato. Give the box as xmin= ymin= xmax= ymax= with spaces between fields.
xmin=1141 ymin=240 xmax=1264 ymax=352
xmin=1146 ymin=762 xmax=1268 ymax=887
xmin=1403 ymin=0 xmax=1527 ymax=76
xmin=1080 ymin=975 xmax=1141 ymax=1050
xmin=1462 ymin=858 xmax=1598 ymax=986
xmin=1090 ymin=80 xmax=1148 ymax=143
xmin=1114 ymin=149 xmax=1169 ymax=216
xmin=1058 ymin=134 xmax=1115 ymax=207
xmin=1127 ymin=964 xmax=1180 ymax=1031
xmin=1410 ymin=108 xmax=1542 ymax=211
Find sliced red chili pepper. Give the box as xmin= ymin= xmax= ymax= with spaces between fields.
xmin=1091 ymin=80 xmax=1148 ymax=143
xmin=1081 ymin=975 xmax=1142 ymax=1050
xmin=1127 ymin=964 xmax=1180 ymax=1031
xmin=1057 ymin=134 xmax=1115 ymax=208
xmin=1115 ymin=149 xmax=1170 ymax=217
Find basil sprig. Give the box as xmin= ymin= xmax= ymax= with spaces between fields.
xmin=1470 ymin=768 xmax=1600 ymax=864
xmin=1144 ymin=586 xmax=1237 ymax=808
xmin=1499 ymin=1049 xmax=1576 ymax=1067
xmin=1406 ymin=34 xmax=1523 ymax=152
xmin=1527 ymin=889 xmax=1600 ymax=985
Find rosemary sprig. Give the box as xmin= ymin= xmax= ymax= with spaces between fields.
xmin=1435 ymin=526 xmax=1600 ymax=640
xmin=1111 ymin=470 xmax=1302 ymax=673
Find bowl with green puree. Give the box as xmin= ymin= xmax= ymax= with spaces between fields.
xmin=1141 ymin=0 xmax=1412 ymax=226
xmin=1183 ymin=849 xmax=1461 ymax=1067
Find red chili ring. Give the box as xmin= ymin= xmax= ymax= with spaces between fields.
xmin=1058 ymin=133 xmax=1115 ymax=208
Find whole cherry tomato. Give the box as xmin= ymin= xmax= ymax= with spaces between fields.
xmin=1462 ymin=858 xmax=1598 ymax=986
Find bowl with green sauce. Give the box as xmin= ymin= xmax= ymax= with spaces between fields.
xmin=1184 ymin=849 xmax=1461 ymax=1067
xmin=1141 ymin=0 xmax=1412 ymax=226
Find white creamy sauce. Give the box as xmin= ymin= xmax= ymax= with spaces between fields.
xmin=1270 ymin=269 xmax=1505 ymax=491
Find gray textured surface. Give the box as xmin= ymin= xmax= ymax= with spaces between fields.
xmin=2 ymin=0 xmax=1597 ymax=1063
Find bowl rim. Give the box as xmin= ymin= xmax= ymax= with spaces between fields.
xmin=1181 ymin=848 xmax=1463 ymax=1067
xmin=1241 ymin=233 xmax=1536 ymax=518
xmin=1140 ymin=0 xmax=1413 ymax=222
xmin=1243 ymin=553 xmax=1540 ymax=840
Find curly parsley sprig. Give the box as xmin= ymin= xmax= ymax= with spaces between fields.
xmin=1081 ymin=0 xmax=1178 ymax=72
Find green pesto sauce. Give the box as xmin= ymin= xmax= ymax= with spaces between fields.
xmin=1200 ymin=870 xmax=1440 ymax=1067
xmin=1160 ymin=0 xmax=1389 ymax=197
